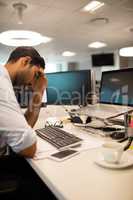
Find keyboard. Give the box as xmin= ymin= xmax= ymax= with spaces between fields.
xmin=36 ymin=126 xmax=82 ymax=149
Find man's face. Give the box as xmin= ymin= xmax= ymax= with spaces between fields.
xmin=14 ymin=61 xmax=43 ymax=86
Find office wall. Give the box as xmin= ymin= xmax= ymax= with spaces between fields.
xmin=45 ymin=50 xmax=120 ymax=80
xmin=128 ymin=57 xmax=133 ymax=68
xmin=45 ymin=53 xmax=92 ymax=73
xmin=77 ymin=50 xmax=120 ymax=81
xmin=119 ymin=57 xmax=133 ymax=69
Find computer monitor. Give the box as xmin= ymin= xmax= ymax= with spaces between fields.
xmin=100 ymin=68 xmax=133 ymax=106
xmin=46 ymin=70 xmax=92 ymax=105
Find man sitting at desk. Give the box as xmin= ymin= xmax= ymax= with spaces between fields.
xmin=0 ymin=46 xmax=47 ymax=158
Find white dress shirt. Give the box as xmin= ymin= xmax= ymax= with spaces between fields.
xmin=0 ymin=65 xmax=37 ymax=156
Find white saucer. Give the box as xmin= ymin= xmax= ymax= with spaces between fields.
xmin=94 ymin=153 xmax=133 ymax=169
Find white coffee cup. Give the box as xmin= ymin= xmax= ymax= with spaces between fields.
xmin=101 ymin=142 xmax=124 ymax=164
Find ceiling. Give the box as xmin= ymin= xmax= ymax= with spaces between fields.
xmin=0 ymin=0 xmax=133 ymax=65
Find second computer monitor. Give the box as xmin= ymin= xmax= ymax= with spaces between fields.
xmin=46 ymin=70 xmax=92 ymax=105
xmin=100 ymin=68 xmax=133 ymax=106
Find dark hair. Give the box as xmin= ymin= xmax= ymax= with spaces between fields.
xmin=30 ymin=56 xmax=45 ymax=69
xmin=7 ymin=46 xmax=45 ymax=69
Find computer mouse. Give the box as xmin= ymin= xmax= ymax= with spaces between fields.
xmin=111 ymin=131 xmax=125 ymax=140
xmin=70 ymin=109 xmax=77 ymax=112
xmin=86 ymin=116 xmax=92 ymax=123
xmin=70 ymin=116 xmax=83 ymax=124
xmin=71 ymin=115 xmax=92 ymax=124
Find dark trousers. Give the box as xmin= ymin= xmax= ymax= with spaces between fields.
xmin=0 ymin=154 xmax=57 ymax=200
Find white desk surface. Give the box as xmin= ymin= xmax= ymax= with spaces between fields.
xmin=27 ymin=106 xmax=133 ymax=200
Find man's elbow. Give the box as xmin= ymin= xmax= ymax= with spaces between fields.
xmin=19 ymin=142 xmax=37 ymax=158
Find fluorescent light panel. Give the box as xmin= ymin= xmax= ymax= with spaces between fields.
xmin=62 ymin=51 xmax=76 ymax=57
xmin=88 ymin=42 xmax=107 ymax=48
xmin=83 ymin=1 xmax=104 ymax=12
xmin=119 ymin=47 xmax=133 ymax=57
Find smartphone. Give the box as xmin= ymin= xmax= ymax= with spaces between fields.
xmin=49 ymin=149 xmax=79 ymax=162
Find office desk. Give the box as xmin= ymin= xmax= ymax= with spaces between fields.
xmin=28 ymin=106 xmax=133 ymax=200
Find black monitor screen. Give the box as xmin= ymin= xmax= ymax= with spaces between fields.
xmin=92 ymin=53 xmax=114 ymax=67
xmin=46 ymin=70 xmax=91 ymax=105
xmin=100 ymin=68 xmax=133 ymax=106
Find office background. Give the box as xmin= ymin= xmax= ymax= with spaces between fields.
xmin=1 ymin=2 xmax=133 ymax=200
xmin=0 ymin=0 xmax=133 ymax=81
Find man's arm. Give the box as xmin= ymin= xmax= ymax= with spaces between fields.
xmin=24 ymin=74 xmax=47 ymax=127
xmin=19 ymin=142 xmax=37 ymax=158
xmin=24 ymin=93 xmax=43 ymax=128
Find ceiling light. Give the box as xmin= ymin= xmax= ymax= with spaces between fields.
xmin=0 ymin=3 xmax=53 ymax=47
xmin=0 ymin=30 xmax=52 ymax=46
xmin=82 ymin=1 xmax=104 ymax=12
xmin=88 ymin=42 xmax=107 ymax=48
xmin=119 ymin=47 xmax=133 ymax=57
xmin=90 ymin=17 xmax=109 ymax=25
xmin=62 ymin=51 xmax=76 ymax=57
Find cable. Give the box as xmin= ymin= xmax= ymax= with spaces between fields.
xmin=124 ymin=137 xmax=133 ymax=151
xmin=118 ymin=137 xmax=128 ymax=143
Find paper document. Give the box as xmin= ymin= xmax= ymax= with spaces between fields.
xmin=34 ymin=137 xmax=56 ymax=160
xmin=73 ymin=132 xmax=104 ymax=152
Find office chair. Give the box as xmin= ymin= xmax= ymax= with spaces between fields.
xmin=0 ymin=150 xmax=57 ymax=200
xmin=0 ymin=155 xmax=20 ymax=200
xmin=0 ymin=174 xmax=19 ymax=199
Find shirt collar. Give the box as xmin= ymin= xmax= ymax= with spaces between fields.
xmin=0 ymin=65 xmax=13 ymax=84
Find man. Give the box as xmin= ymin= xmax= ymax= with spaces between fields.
xmin=0 ymin=47 xmax=57 ymax=200
xmin=0 ymin=46 xmax=47 ymax=158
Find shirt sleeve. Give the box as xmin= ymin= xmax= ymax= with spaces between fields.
xmin=0 ymin=107 xmax=37 ymax=153
xmin=0 ymin=76 xmax=37 ymax=153
xmin=3 ymin=128 xmax=37 ymax=153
